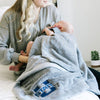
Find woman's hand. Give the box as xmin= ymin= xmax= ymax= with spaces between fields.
xmin=20 ymin=50 xmax=28 ymax=56
xmin=18 ymin=55 xmax=28 ymax=63
xmin=42 ymin=27 xmax=54 ymax=36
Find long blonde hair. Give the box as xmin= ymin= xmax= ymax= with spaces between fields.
xmin=11 ymin=0 xmax=52 ymax=42
xmin=18 ymin=0 xmax=39 ymax=42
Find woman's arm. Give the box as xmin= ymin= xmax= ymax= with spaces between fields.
xmin=52 ymin=5 xmax=61 ymax=23
xmin=19 ymin=55 xmax=28 ymax=63
xmin=18 ymin=41 xmax=34 ymax=63
xmin=0 ymin=13 xmax=20 ymax=64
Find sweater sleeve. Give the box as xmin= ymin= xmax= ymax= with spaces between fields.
xmin=51 ymin=5 xmax=62 ymax=23
xmin=0 ymin=13 xmax=20 ymax=65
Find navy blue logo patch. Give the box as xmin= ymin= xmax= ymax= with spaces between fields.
xmin=33 ymin=80 xmax=56 ymax=97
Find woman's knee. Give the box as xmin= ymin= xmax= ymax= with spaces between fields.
xmin=26 ymin=41 xmax=33 ymax=55
xmin=28 ymin=41 xmax=33 ymax=46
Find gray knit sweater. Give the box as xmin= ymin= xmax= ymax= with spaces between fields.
xmin=0 ymin=5 xmax=61 ymax=64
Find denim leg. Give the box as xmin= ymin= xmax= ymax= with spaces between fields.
xmin=89 ymin=67 xmax=100 ymax=98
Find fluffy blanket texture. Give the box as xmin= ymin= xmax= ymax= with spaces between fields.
xmin=13 ymin=33 xmax=100 ymax=100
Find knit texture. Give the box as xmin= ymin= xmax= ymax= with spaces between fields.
xmin=0 ymin=5 xmax=61 ymax=64
xmin=13 ymin=33 xmax=100 ymax=100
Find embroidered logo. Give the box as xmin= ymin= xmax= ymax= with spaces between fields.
xmin=33 ymin=80 xmax=56 ymax=97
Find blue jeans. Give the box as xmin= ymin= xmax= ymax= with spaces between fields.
xmin=89 ymin=67 xmax=100 ymax=98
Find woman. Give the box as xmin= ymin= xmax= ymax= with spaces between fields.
xmin=0 ymin=0 xmax=100 ymax=99
xmin=0 ymin=0 xmax=61 ymax=71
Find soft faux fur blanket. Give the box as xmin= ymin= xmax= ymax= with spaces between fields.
xmin=13 ymin=33 xmax=100 ymax=100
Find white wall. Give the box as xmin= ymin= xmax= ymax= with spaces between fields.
xmin=72 ymin=0 xmax=100 ymax=61
xmin=0 ymin=0 xmax=16 ymax=7
xmin=58 ymin=0 xmax=100 ymax=61
xmin=0 ymin=0 xmax=100 ymax=61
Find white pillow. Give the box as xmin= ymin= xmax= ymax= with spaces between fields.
xmin=0 ymin=6 xmax=10 ymax=20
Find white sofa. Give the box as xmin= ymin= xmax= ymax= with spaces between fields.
xmin=0 ymin=64 xmax=17 ymax=100
xmin=0 ymin=6 xmax=99 ymax=100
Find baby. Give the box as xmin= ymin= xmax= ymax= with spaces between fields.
xmin=9 ymin=21 xmax=73 ymax=71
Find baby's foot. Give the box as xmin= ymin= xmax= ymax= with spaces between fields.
xmin=9 ymin=66 xmax=20 ymax=71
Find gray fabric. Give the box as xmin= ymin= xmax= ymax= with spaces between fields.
xmin=0 ymin=5 xmax=60 ymax=64
xmin=13 ymin=33 xmax=100 ymax=100
xmin=52 ymin=27 xmax=61 ymax=33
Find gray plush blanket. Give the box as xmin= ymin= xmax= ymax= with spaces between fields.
xmin=13 ymin=33 xmax=100 ymax=100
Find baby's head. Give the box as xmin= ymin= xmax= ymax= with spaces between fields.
xmin=57 ymin=21 xmax=73 ymax=33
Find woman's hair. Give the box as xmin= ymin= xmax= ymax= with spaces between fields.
xmin=11 ymin=0 xmax=53 ymax=42
xmin=11 ymin=0 xmax=38 ymax=42
xmin=11 ymin=0 xmax=23 ymax=12
xmin=18 ymin=0 xmax=38 ymax=42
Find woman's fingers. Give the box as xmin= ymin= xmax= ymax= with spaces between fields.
xmin=20 ymin=50 xmax=24 ymax=54
xmin=41 ymin=29 xmax=45 ymax=33
xmin=20 ymin=50 xmax=27 ymax=56
xmin=41 ymin=27 xmax=48 ymax=33
xmin=52 ymin=24 xmax=62 ymax=29
xmin=47 ymin=26 xmax=51 ymax=29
